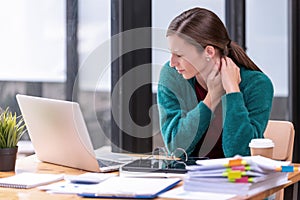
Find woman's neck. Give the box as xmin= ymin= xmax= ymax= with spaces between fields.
xmin=195 ymin=75 xmax=207 ymax=91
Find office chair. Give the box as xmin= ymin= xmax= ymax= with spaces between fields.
xmin=263 ymin=120 xmax=295 ymax=200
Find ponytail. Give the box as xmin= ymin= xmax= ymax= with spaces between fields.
xmin=228 ymin=41 xmax=262 ymax=72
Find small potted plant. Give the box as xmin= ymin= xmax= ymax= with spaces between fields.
xmin=0 ymin=107 xmax=26 ymax=171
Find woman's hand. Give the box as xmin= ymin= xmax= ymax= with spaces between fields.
xmin=203 ymin=61 xmax=225 ymax=111
xmin=220 ymin=57 xmax=241 ymax=93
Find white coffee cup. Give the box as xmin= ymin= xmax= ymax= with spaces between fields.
xmin=249 ymin=138 xmax=274 ymax=159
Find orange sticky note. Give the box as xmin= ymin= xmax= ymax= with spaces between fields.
xmin=228 ymin=159 xmax=247 ymax=167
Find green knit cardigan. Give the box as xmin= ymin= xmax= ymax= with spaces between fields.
xmin=157 ymin=62 xmax=274 ymax=157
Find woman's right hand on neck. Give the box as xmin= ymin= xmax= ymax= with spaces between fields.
xmin=203 ymin=61 xmax=225 ymax=111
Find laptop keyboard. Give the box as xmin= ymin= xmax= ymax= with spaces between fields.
xmin=97 ymin=159 xmax=124 ymax=168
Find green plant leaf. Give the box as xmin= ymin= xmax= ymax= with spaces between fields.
xmin=0 ymin=107 xmax=26 ymax=148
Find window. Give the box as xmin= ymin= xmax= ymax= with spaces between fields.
xmin=77 ymin=0 xmax=111 ymax=149
xmin=246 ymin=0 xmax=288 ymax=97
xmin=0 ymin=0 xmax=65 ymax=82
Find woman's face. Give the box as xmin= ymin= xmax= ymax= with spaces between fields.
xmin=167 ymin=34 xmax=212 ymax=80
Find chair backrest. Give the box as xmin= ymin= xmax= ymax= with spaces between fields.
xmin=263 ymin=120 xmax=295 ymax=161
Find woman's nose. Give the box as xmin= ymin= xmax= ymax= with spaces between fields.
xmin=170 ymin=54 xmax=178 ymax=67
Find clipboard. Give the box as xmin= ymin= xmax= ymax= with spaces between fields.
xmin=77 ymin=177 xmax=181 ymax=199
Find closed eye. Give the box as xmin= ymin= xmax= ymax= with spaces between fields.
xmin=172 ymin=53 xmax=182 ymax=58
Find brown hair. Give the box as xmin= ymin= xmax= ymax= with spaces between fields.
xmin=167 ymin=7 xmax=261 ymax=71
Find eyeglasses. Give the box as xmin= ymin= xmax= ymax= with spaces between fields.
xmin=150 ymin=146 xmax=209 ymax=168
xmin=151 ymin=146 xmax=188 ymax=162
xmin=130 ymin=147 xmax=209 ymax=172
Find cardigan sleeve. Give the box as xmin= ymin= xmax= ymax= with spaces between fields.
xmin=157 ymin=63 xmax=212 ymax=156
xmin=221 ymin=70 xmax=274 ymax=157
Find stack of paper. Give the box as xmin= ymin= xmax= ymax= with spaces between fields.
xmin=183 ymin=156 xmax=290 ymax=196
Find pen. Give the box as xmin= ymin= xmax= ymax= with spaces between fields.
xmin=275 ymin=166 xmax=299 ymax=172
xmin=69 ymin=180 xmax=99 ymax=184
xmin=79 ymin=192 xmax=140 ymax=198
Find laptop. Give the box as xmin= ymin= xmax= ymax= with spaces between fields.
xmin=16 ymin=94 xmax=135 ymax=172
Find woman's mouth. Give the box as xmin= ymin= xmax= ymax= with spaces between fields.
xmin=176 ymin=68 xmax=185 ymax=74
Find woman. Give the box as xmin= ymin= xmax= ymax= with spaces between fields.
xmin=157 ymin=7 xmax=273 ymax=158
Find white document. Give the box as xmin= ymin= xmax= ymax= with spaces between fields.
xmin=39 ymin=172 xmax=116 ymax=194
xmin=64 ymin=172 xmax=117 ymax=184
xmin=158 ymin=186 xmax=236 ymax=200
xmin=192 ymin=155 xmax=290 ymax=173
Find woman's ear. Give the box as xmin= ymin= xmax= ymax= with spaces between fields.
xmin=204 ymin=45 xmax=216 ymax=59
